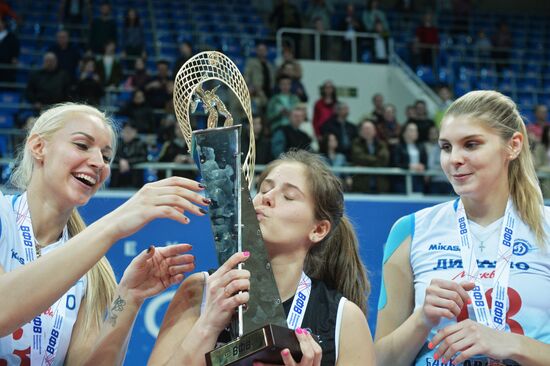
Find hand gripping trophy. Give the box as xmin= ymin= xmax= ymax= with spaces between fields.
xmin=173 ymin=51 xmax=302 ymax=366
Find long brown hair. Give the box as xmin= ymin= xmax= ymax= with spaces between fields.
xmin=9 ymin=103 xmax=118 ymax=330
xmin=258 ymin=150 xmax=370 ymax=313
xmin=444 ymin=90 xmax=546 ymax=247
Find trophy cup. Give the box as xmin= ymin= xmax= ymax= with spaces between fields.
xmin=173 ymin=51 xmax=302 ymax=366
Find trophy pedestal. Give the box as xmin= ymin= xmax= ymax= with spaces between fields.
xmin=206 ymin=324 xmax=301 ymax=366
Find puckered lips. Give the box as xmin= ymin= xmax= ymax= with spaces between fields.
xmin=72 ymin=172 xmax=98 ymax=187
xmin=255 ymin=208 xmax=268 ymax=221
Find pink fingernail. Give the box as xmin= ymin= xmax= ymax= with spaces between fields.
xmin=282 ymin=349 xmax=290 ymax=356
xmin=243 ymin=251 xmax=250 ymax=257
xmin=441 ymin=358 xmax=446 ymax=363
xmin=434 ymin=353 xmax=439 ymax=360
xmin=467 ymin=298 xmax=472 ymax=305
xmin=295 ymin=328 xmax=303 ymax=334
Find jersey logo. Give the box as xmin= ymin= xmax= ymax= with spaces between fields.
xmin=512 ymin=239 xmax=531 ymax=256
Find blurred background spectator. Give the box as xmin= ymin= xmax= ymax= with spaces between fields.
xmin=110 ymin=122 xmax=148 ymax=188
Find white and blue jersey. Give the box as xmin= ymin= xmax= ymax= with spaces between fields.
xmin=0 ymin=192 xmax=86 ymax=366
xmin=379 ymin=199 xmax=550 ymax=366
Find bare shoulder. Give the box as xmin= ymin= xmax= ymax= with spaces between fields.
xmin=337 ymin=300 xmax=375 ymax=366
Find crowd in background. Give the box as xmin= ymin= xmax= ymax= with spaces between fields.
xmin=0 ymin=0 xmax=549 ymax=195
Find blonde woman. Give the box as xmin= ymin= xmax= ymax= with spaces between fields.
xmin=376 ymin=91 xmax=550 ymax=365
xmin=0 ymin=103 xmax=207 ymax=365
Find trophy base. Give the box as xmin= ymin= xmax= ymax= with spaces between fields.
xmin=205 ymin=324 xmax=301 ymax=366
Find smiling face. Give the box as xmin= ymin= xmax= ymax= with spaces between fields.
xmin=253 ymin=162 xmax=322 ymax=255
xmin=439 ymin=115 xmax=517 ymax=202
xmin=34 ymin=113 xmax=113 ymax=208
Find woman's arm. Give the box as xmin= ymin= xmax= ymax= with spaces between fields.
xmin=375 ymin=216 xmax=473 ymax=366
xmin=336 ymin=301 xmax=376 ymax=366
xmin=0 ymin=177 xmax=206 ymax=337
xmin=431 ymin=318 xmax=550 ymax=366
xmin=66 ymin=243 xmax=195 ymax=365
xmin=149 ymin=252 xmax=251 ymax=366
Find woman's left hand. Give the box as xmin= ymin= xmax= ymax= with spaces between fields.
xmin=430 ymin=319 xmax=516 ymax=364
xmin=119 ymin=243 xmax=195 ymax=304
xmin=253 ymin=328 xmax=322 ymax=366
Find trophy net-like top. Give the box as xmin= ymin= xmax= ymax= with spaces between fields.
xmin=173 ymin=51 xmax=256 ymax=186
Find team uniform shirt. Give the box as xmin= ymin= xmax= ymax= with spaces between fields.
xmin=0 ymin=192 xmax=86 ymax=366
xmin=204 ymin=273 xmax=347 ymax=366
xmin=388 ymin=199 xmax=550 ymax=366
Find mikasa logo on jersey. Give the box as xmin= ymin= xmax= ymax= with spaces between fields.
xmin=428 ymin=243 xmax=460 ymax=252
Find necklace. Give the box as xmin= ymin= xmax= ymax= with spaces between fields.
xmin=469 ymin=226 xmax=500 ymax=253
xmin=35 ymin=241 xmax=43 ymax=258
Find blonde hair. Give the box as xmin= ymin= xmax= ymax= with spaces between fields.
xmin=9 ymin=103 xmax=118 ymax=330
xmin=258 ymin=150 xmax=370 ymax=313
xmin=444 ymin=90 xmax=546 ymax=247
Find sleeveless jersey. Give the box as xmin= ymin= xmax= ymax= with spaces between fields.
xmin=205 ymin=274 xmax=346 ymax=366
xmin=0 ymin=192 xmax=86 ymax=366
xmin=384 ymin=200 xmax=550 ymax=366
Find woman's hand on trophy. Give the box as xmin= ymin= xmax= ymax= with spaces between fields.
xmin=198 ymin=251 xmax=251 ymax=334
xmin=253 ymin=328 xmax=322 ymax=366
xmin=103 ymin=177 xmax=209 ymax=240
xmin=119 ymin=243 xmax=195 ymax=305
xmin=422 ymin=279 xmax=474 ymax=328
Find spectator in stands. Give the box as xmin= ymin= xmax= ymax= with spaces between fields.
xmin=491 ymin=21 xmax=512 ymax=73
xmin=527 ymin=105 xmax=549 ymax=143
xmin=243 ymin=116 xmax=272 ymax=165
xmin=473 ymin=29 xmax=492 ymax=60
xmin=244 ymin=42 xmax=275 ymax=102
xmin=173 ymin=41 xmax=193 ymax=77
xmin=96 ymin=41 xmax=123 ymax=88
xmin=248 ymin=82 xmax=268 ymax=116
xmin=49 ymin=29 xmax=81 ymax=84
xmin=362 ymin=0 xmax=389 ymax=32
xmin=424 ymin=125 xmax=453 ymax=194
xmin=122 ymin=8 xmax=145 ymax=60
xmin=275 ymin=61 xmax=308 ymax=102
xmin=74 ymin=57 xmax=104 ymax=106
xmin=413 ymin=12 xmax=439 ymax=68
xmin=266 ymin=75 xmax=300 ymax=133
xmin=351 ymin=119 xmax=390 ymax=193
xmin=271 ymin=107 xmax=312 ymax=159
xmin=157 ymin=123 xmax=194 ymax=180
xmin=306 ymin=0 xmax=333 ymax=30
xmin=377 ymin=104 xmax=401 ymax=146
xmin=405 ymin=104 xmax=417 ymax=123
xmin=411 ymin=99 xmax=435 ymax=143
xmin=370 ymin=93 xmax=385 ymax=123
xmin=0 ymin=0 xmax=20 ymax=23
xmin=120 ymin=89 xmax=155 ymax=134
xmin=533 ymin=125 xmax=550 ymax=198
xmin=59 ymin=0 xmax=89 ymax=32
xmin=88 ymin=2 xmax=117 ymax=55
xmin=110 ymin=122 xmax=148 ymax=188
xmin=25 ymin=52 xmax=70 ymax=111
xmin=278 ymin=44 xmax=303 ymax=81
xmin=124 ymin=57 xmax=149 ymax=91
xmin=313 ymin=80 xmax=337 ymax=138
xmin=338 ymin=3 xmax=365 ymax=61
xmin=321 ymin=101 xmax=358 ymax=160
xmin=370 ymin=19 xmax=390 ymax=63
xmin=269 ymin=0 xmax=302 ymax=57
xmin=320 ymin=133 xmax=352 ymax=189
xmin=434 ymin=85 xmax=454 ymax=127
xmin=391 ymin=121 xmax=427 ymax=193
xmin=0 ymin=16 xmax=19 ymax=89
xmin=145 ymin=60 xmax=173 ymax=109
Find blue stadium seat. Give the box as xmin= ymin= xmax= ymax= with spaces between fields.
xmin=517 ymin=92 xmax=536 ymax=110
xmin=416 ymin=65 xmax=436 ymax=85
xmin=0 ymin=113 xmax=15 ymax=128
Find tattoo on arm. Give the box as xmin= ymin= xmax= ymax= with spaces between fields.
xmin=107 ymin=296 xmax=127 ymax=327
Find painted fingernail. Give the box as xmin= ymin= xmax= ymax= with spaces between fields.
xmin=441 ymin=358 xmax=446 ymax=363
xmin=199 ymin=208 xmax=208 ymax=214
xmin=282 ymin=349 xmax=290 ymax=356
xmin=198 ymin=183 xmax=206 ymax=189
xmin=296 ymin=328 xmax=303 ymax=334
xmin=243 ymin=251 xmax=250 ymax=257
xmin=467 ymin=298 xmax=472 ymax=305
xmin=202 ymin=197 xmax=212 ymax=204
xmin=434 ymin=353 xmax=439 ymax=360
xmin=428 ymin=342 xmax=434 ymax=350
xmin=147 ymin=245 xmax=154 ymax=253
